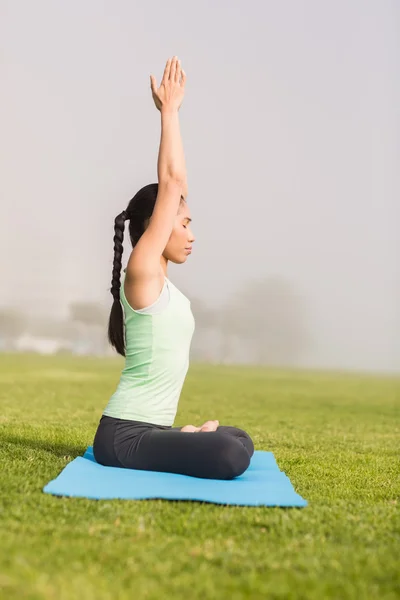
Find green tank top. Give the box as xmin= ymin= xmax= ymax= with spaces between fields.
xmin=102 ymin=272 xmax=195 ymax=426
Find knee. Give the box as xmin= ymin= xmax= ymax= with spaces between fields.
xmin=218 ymin=425 xmax=255 ymax=458
xmin=237 ymin=428 xmax=255 ymax=458
xmin=216 ymin=437 xmax=251 ymax=480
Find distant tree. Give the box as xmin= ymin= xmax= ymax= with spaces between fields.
xmin=218 ymin=276 xmax=309 ymax=366
xmin=69 ymin=302 xmax=108 ymax=327
xmin=68 ymin=302 xmax=109 ymax=355
xmin=0 ymin=308 xmax=28 ymax=349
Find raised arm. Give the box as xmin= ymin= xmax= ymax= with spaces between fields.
xmin=127 ymin=56 xmax=187 ymax=279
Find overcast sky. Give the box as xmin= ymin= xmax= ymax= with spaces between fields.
xmin=1 ymin=0 xmax=399 ymax=373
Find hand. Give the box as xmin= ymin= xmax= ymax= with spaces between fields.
xmin=150 ymin=56 xmax=186 ymax=113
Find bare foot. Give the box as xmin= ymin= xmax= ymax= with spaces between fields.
xmin=180 ymin=424 xmax=201 ymax=432
xmin=180 ymin=420 xmax=220 ymax=432
xmin=199 ymin=420 xmax=219 ymax=432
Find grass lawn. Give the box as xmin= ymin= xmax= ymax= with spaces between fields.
xmin=0 ymin=353 xmax=399 ymax=600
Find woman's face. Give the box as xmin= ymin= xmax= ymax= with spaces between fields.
xmin=163 ymin=201 xmax=195 ymax=264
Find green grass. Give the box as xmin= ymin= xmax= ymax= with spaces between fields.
xmin=0 ymin=353 xmax=399 ymax=600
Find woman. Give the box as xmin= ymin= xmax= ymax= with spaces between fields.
xmin=93 ymin=56 xmax=254 ymax=479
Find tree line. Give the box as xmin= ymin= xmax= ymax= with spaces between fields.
xmin=0 ymin=275 xmax=310 ymax=366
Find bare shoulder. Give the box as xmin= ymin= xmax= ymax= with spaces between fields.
xmin=123 ymin=265 xmax=165 ymax=311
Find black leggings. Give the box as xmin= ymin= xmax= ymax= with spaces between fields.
xmin=93 ymin=415 xmax=254 ymax=480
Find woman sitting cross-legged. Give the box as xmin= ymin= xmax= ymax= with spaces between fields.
xmin=93 ymin=56 xmax=254 ymax=479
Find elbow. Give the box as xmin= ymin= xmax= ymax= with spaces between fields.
xmin=159 ymin=172 xmax=185 ymax=186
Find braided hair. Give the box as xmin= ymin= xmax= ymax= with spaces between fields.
xmin=108 ymin=182 xmax=185 ymax=356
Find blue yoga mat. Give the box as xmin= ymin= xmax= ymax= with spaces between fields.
xmin=43 ymin=447 xmax=307 ymax=507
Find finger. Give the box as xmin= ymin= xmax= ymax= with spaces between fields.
xmin=175 ymin=59 xmax=181 ymax=83
xmin=180 ymin=69 xmax=186 ymax=87
xmin=161 ymin=58 xmax=172 ymax=85
xmin=150 ymin=75 xmax=156 ymax=93
xmin=170 ymin=56 xmax=177 ymax=80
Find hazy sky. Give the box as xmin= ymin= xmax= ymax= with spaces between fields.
xmin=1 ymin=0 xmax=399 ymax=373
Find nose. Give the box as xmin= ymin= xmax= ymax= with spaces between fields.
xmin=188 ymin=228 xmax=195 ymax=243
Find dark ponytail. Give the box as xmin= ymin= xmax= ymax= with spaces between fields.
xmin=107 ymin=210 xmax=128 ymax=356
xmin=107 ymin=183 xmax=159 ymax=357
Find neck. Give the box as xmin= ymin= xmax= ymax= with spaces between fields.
xmin=160 ymin=255 xmax=168 ymax=277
